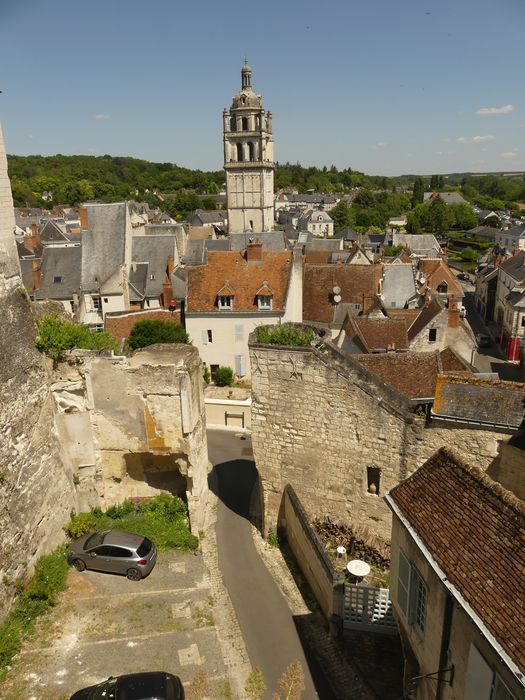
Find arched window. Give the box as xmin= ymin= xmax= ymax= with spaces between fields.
xmin=230 ymin=117 xmax=236 ymax=131
xmin=248 ymin=142 xmax=254 ymax=161
xmin=242 ymin=117 xmax=249 ymax=131
xmin=236 ymin=143 xmax=243 ymax=162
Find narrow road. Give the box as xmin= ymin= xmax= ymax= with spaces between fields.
xmin=207 ymin=428 xmax=333 ymax=699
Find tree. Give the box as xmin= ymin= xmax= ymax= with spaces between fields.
xmin=426 ymin=196 xmax=450 ymax=233
xmin=448 ymin=203 xmax=477 ymax=230
xmin=215 ymin=366 xmax=234 ymax=387
xmin=127 ymin=320 xmax=189 ymax=350
xmin=36 ymin=315 xmax=118 ymax=363
xmin=430 ymin=174 xmax=439 ymax=190
xmin=329 ymin=201 xmax=354 ymax=231
xmin=411 ymin=177 xmax=424 ymax=207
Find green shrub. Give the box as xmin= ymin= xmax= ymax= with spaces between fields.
xmin=215 ymin=366 xmax=234 ymax=386
xmin=36 ymin=315 xmax=118 ymax=362
xmin=267 ymin=529 xmax=281 ymax=548
xmin=202 ymin=365 xmax=210 ymax=384
xmin=127 ymin=320 xmax=189 ymax=350
xmin=256 ymin=324 xmax=315 ymax=347
xmin=66 ymin=494 xmax=198 ymax=552
xmin=0 ymin=547 xmax=69 ymax=681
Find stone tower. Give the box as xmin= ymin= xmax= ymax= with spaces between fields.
xmin=0 ymin=122 xmax=20 ymax=294
xmin=223 ymin=62 xmax=274 ymax=234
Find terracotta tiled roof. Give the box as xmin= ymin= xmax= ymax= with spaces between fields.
xmin=389 ymin=447 xmax=525 ymax=676
xmin=418 ymin=258 xmax=463 ymax=297
xmin=439 ymin=346 xmax=472 ymax=372
xmin=303 ymin=263 xmax=382 ymax=324
xmin=186 ymin=249 xmax=292 ymax=313
xmin=344 ymin=316 xmax=410 ymax=353
xmin=433 ymin=375 xmax=524 ymax=428
xmin=355 ymin=351 xmax=446 ymax=400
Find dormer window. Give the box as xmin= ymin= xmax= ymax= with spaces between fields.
xmin=258 ymin=295 xmax=272 ymax=310
xmin=219 ymin=295 xmax=232 ymax=310
xmin=437 ymin=282 xmax=448 ymax=293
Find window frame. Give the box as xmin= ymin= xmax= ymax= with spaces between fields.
xmin=218 ymin=295 xmax=232 ymax=310
xmin=258 ymin=294 xmax=273 ymax=310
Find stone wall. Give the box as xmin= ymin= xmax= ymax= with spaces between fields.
xmin=249 ymin=339 xmax=514 ymax=542
xmin=0 ymin=291 xmax=80 ymax=621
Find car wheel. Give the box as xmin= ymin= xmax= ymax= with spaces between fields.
xmin=73 ymin=559 xmax=86 ymax=572
xmin=126 ymin=568 xmax=142 ymax=581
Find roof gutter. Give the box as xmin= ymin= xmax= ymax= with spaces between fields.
xmin=384 ymin=492 xmax=525 ymax=690
xmin=430 ymin=409 xmax=519 ymax=431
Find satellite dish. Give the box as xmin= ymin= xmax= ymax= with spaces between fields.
xmin=332 ymin=285 xmax=341 ymax=295
xmin=419 ymin=276 xmax=426 ymax=285
xmin=347 ymin=560 xmax=371 ymax=578
xmin=333 ymin=294 xmax=342 ymax=304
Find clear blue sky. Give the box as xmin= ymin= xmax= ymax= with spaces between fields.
xmin=1 ymin=0 xmax=524 ymax=176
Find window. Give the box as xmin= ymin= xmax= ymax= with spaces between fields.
xmin=248 ymin=142 xmax=254 ymax=160
xmin=242 ymin=117 xmax=248 ymax=131
xmin=201 ymin=329 xmax=213 ymax=345
xmin=53 ymin=276 xmax=62 ymax=283
xmin=234 ymin=325 xmax=244 ymax=342
xmin=235 ymin=354 xmax=247 ymax=377
xmin=92 ymin=296 xmax=102 ymax=312
xmin=236 ymin=143 xmax=243 ymax=161
xmin=428 ymin=328 xmax=437 ymax=342
xmin=103 ymin=297 xmax=108 ymax=303
xmin=108 ymin=547 xmax=133 ymax=558
xmin=397 ymin=550 xmax=427 ymax=637
xmin=366 ymin=467 xmax=380 ymax=495
xmin=218 ymin=295 xmax=232 ymax=310
xmin=464 ymin=645 xmax=516 ymax=700
xmin=210 ymin=364 xmax=219 ymax=381
xmin=150 ymin=274 xmax=155 ymax=280
xmin=437 ymin=282 xmax=448 ymax=293
xmin=258 ymin=295 xmax=272 ymax=310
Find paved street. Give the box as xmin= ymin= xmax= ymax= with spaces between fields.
xmin=208 ymin=428 xmax=334 ymax=699
xmin=463 ymin=291 xmax=525 ymax=381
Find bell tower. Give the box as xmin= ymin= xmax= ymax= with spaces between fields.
xmin=223 ymin=63 xmax=274 ymax=234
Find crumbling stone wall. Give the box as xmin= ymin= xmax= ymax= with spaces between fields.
xmin=0 ymin=291 xmax=79 ymax=621
xmin=249 ymin=340 xmax=513 ymax=542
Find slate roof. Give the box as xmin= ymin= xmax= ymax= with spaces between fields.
xmin=228 ymin=231 xmax=289 ymax=251
xmin=186 ymin=249 xmax=293 ymax=313
xmin=500 ymin=251 xmax=525 ymax=284
xmin=466 ymin=225 xmax=497 ymax=241
xmin=188 ymin=209 xmax=227 ymax=225
xmin=81 ymin=203 xmax=127 ymax=292
xmin=303 ymin=263 xmax=382 ymax=324
xmin=131 ymin=235 xmax=177 ymax=298
xmin=433 ymin=375 xmax=525 ymax=428
xmin=35 ymin=245 xmax=81 ymax=301
xmin=40 ymin=219 xmax=68 ymax=243
xmin=128 ymin=262 xmax=148 ymax=301
xmin=423 ymin=191 xmax=468 ymax=205
xmin=382 ymin=264 xmax=417 ymax=309
xmin=388 ymin=447 xmax=525 ymax=679
xmin=391 ymin=233 xmax=441 ymax=258
xmin=355 ymin=350 xmax=457 ymax=400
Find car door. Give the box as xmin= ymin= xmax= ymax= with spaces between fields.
xmin=87 ymin=545 xmax=114 ymax=572
xmin=106 ymin=546 xmax=134 ymax=575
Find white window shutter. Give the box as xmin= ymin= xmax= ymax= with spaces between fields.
xmin=235 ymin=355 xmax=246 ymax=377
xmin=201 ymin=330 xmax=208 ymax=345
xmin=235 ymin=325 xmax=244 ymax=342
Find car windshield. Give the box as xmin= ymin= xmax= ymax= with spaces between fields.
xmin=136 ymin=538 xmax=153 ymax=557
xmin=85 ymin=532 xmax=108 ymax=550
xmin=92 ymin=678 xmax=117 ymax=699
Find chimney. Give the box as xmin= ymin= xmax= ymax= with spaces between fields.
xmin=32 ymin=260 xmax=41 ymax=290
xmin=166 ymin=255 xmax=174 ymax=276
xmin=246 ymin=239 xmax=263 ymax=262
xmin=448 ymin=296 xmax=459 ymax=328
xmin=79 ymin=207 xmax=89 ymax=230
xmin=162 ymin=280 xmax=173 ymax=309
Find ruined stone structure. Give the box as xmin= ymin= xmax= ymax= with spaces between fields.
xmin=249 ymin=335 xmax=519 ymax=542
xmin=55 ymin=345 xmax=209 ymax=532
xmin=223 ymin=62 xmax=274 ymax=233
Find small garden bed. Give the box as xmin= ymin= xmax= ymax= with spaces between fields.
xmin=313 ymin=518 xmax=391 ymax=587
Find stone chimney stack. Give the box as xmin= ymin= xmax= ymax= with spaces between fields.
xmin=246 ymin=239 xmax=263 ymax=262
xmin=447 ymin=296 xmax=460 ymax=328
xmin=32 ymin=260 xmax=41 ymax=291
xmin=0 ymin=122 xmax=21 ymax=295
xmin=162 ymin=280 xmax=173 ymax=309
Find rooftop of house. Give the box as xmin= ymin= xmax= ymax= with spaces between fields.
xmin=131 ymin=235 xmax=177 ymax=298
xmin=81 ymin=202 xmax=128 ymax=293
xmin=35 ymin=245 xmax=81 ymax=301
xmin=433 ymin=374 xmax=525 ymax=429
xmin=423 ymin=191 xmax=468 ymax=205
xmin=303 ymin=262 xmax=382 ymax=325
xmin=417 ymin=258 xmax=464 ymax=298
xmin=388 ymin=446 xmax=525 ymax=680
xmin=188 ymin=209 xmax=227 ymax=225
xmin=186 ymin=246 xmax=293 ymax=313
xmin=390 ymin=233 xmax=441 ymax=257
xmin=500 ymin=250 xmax=525 ymax=283
xmin=341 ymin=313 xmax=410 ymax=354
xmin=382 ymin=263 xmax=418 ymax=309
xmin=466 ymin=225 xmax=498 ymax=240
xmin=354 ymin=350 xmax=471 ymax=401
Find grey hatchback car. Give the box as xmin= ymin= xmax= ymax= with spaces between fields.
xmin=68 ymin=530 xmax=157 ymax=581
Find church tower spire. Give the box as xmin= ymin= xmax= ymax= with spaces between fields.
xmin=223 ymin=63 xmax=274 ymax=234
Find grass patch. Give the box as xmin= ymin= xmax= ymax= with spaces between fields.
xmin=65 ymin=493 xmax=199 ymax=551
xmin=256 ymin=324 xmax=315 ymax=347
xmin=0 ymin=547 xmax=69 ymax=682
